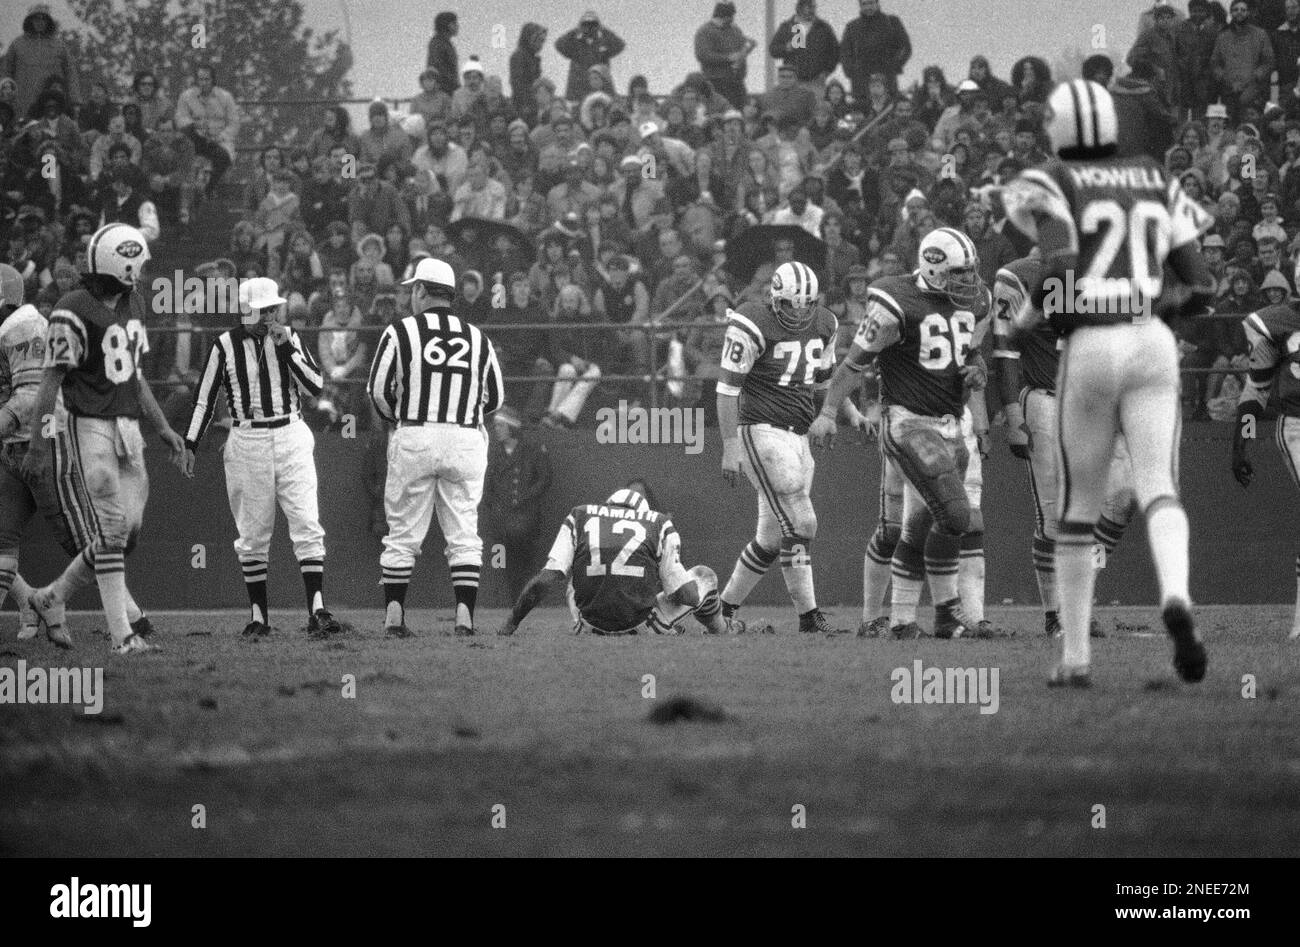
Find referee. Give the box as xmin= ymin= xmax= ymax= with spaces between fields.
xmin=368 ymin=257 xmax=504 ymax=637
xmin=180 ymin=276 xmax=343 ymax=639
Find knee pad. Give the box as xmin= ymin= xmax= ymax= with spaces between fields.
xmin=778 ymin=492 xmax=816 ymax=540
xmin=687 ymin=564 xmax=718 ymax=595
xmin=929 ymin=471 xmax=971 ymax=536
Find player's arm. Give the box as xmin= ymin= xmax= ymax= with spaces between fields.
xmin=366 ymin=325 xmax=401 ymax=424
xmin=137 ymin=373 xmax=184 ymax=459
xmin=716 ymin=310 xmax=763 ymax=487
xmin=991 ymin=272 xmax=1030 ymax=458
xmin=498 ymin=515 xmax=575 ymax=635
xmin=1001 ymin=170 xmax=1076 ymax=315
xmin=655 ymin=522 xmax=693 ymax=604
xmin=1160 ymin=178 xmax=1218 ymax=320
xmin=22 ymin=308 xmax=83 ymax=473
xmin=481 ymin=336 xmax=505 ymax=417
xmin=277 ymin=326 xmax=324 ymax=397
xmin=1232 ymin=312 xmax=1280 ymax=487
xmin=809 ymin=296 xmax=901 ymax=448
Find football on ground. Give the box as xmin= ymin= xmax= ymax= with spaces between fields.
xmin=1 ymin=605 xmax=1296 ymax=857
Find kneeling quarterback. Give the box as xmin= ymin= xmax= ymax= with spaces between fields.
xmin=497 ymin=488 xmax=741 ymax=637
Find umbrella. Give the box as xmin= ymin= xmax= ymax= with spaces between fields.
xmin=724 ymin=224 xmax=827 ymax=285
xmin=445 ymin=217 xmax=535 ymax=274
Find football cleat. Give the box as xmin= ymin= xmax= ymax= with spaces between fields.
xmin=933 ymin=600 xmax=974 ymax=640
xmin=17 ymin=598 xmax=41 ymax=640
xmin=1089 ymin=616 xmax=1107 ymax=638
xmin=307 ymin=608 xmax=342 ymax=639
xmin=241 ymin=620 xmax=269 ymax=638
xmin=30 ymin=586 xmax=69 ymax=648
xmin=799 ymin=610 xmax=848 ymax=635
xmin=111 ymin=633 xmax=152 ymax=655
xmin=891 ymin=621 xmax=926 ymax=640
xmin=969 ymin=619 xmax=1011 ymax=639
xmin=1044 ymin=611 xmax=1062 ymax=638
xmin=131 ymin=614 xmax=157 ymax=638
xmin=454 ymin=624 xmax=475 ymax=637
xmin=1046 ymin=663 xmax=1092 ymax=688
xmin=1162 ymin=600 xmax=1207 ymax=683
xmin=858 ymin=616 xmax=891 ymax=638
xmin=723 ymin=616 xmax=747 ymax=635
xmin=385 ymin=623 xmax=414 ymax=639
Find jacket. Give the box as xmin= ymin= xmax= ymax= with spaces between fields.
xmin=840 ymin=12 xmax=912 ymax=94
xmin=555 ymin=25 xmax=626 ymax=101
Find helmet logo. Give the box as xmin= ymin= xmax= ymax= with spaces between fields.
xmin=922 ymin=247 xmax=947 ymax=264
xmin=771 ymin=272 xmax=784 ymax=290
xmin=116 ymin=240 xmax=144 ymax=259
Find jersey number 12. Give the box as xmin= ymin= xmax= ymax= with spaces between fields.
xmin=584 ymin=518 xmax=647 ymax=578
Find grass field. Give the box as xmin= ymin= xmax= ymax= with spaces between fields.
xmin=1 ymin=604 xmax=1297 ymax=857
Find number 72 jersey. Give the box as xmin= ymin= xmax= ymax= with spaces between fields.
xmin=717 ymin=300 xmax=838 ymax=434
xmin=45 ymin=287 xmax=149 ymax=419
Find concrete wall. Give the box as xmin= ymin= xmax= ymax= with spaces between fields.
xmin=14 ymin=422 xmax=1294 ymax=611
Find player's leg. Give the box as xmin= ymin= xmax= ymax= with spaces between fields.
xmin=888 ymin=474 xmax=931 ymax=634
xmin=1024 ymin=388 xmax=1061 ymax=634
xmin=1119 ymin=324 xmax=1205 ymax=681
xmin=275 ymin=422 xmax=338 ymax=634
xmin=28 ymin=428 xmax=100 ymax=641
xmin=721 ymin=426 xmax=781 ymax=616
xmin=1053 ymin=332 xmax=1119 ymax=681
xmin=861 ymin=446 xmax=902 ymax=635
xmin=380 ymin=428 xmax=438 ymax=634
xmin=432 ymin=427 xmax=489 ymax=633
xmin=71 ymin=417 xmax=137 ymax=652
xmin=0 ymin=449 xmax=41 ymax=642
xmin=1274 ymin=414 xmax=1300 ymax=638
xmin=225 ymin=428 xmax=277 ymax=633
xmin=117 ymin=421 xmax=153 ymax=635
xmin=958 ymin=407 xmax=991 ymax=632
xmin=653 ymin=564 xmax=735 ymax=635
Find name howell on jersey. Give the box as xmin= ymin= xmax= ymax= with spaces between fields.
xmin=717 ymin=295 xmax=838 ymax=433
xmin=44 ymin=287 xmax=150 ymax=418
xmin=1004 ymin=156 xmax=1212 ymax=327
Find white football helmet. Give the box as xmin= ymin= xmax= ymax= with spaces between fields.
xmin=1046 ymin=79 xmax=1117 ymax=155
xmin=0 ymin=263 xmax=23 ymax=309
xmin=87 ymin=223 xmax=150 ymax=288
xmin=770 ymin=260 xmax=819 ymax=331
xmin=918 ymin=227 xmax=982 ymax=306
xmin=606 ymin=488 xmax=650 ymax=515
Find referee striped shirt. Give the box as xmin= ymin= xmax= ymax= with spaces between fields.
xmin=367 ymin=306 xmax=503 ymax=427
xmin=184 ymin=325 xmax=324 ymax=449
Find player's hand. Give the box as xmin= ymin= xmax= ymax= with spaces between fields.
xmin=178 ymin=447 xmax=196 ymax=479
xmin=808 ymin=414 xmax=837 ymax=449
xmin=1006 ymin=416 xmax=1030 ymax=459
xmin=721 ymin=438 xmax=742 ymax=487
xmin=268 ymin=323 xmax=290 ymax=345
xmin=960 ymin=361 xmax=987 ymax=390
xmin=1232 ymin=449 xmax=1254 ymax=488
xmin=846 ymin=409 xmax=876 ymax=443
xmin=20 ymin=440 xmax=47 ymax=479
xmin=976 ymin=428 xmax=991 ymax=459
xmin=159 ymin=427 xmax=185 ymax=461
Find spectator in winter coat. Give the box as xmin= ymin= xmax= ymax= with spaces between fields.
xmin=768 ymin=0 xmax=840 ymax=95
xmin=510 ymin=24 xmax=548 ymax=120
xmin=1211 ymin=0 xmax=1275 ymax=120
xmin=0 ymin=4 xmax=81 ymax=118
xmin=840 ymin=0 xmax=912 ymax=99
xmin=555 ymin=12 xmax=626 ymax=103
xmin=694 ymin=3 xmax=757 ymax=110
xmin=1114 ymin=58 xmax=1179 ymax=159
xmin=426 ymin=12 xmax=460 ymax=96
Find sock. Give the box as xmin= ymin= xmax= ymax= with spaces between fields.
xmin=300 ymin=557 xmax=324 ymax=617
xmin=242 ymin=558 xmax=268 ymax=624
xmin=958 ymin=531 xmax=986 ymax=623
xmin=862 ymin=527 xmax=895 ymax=621
xmin=693 ymin=589 xmax=725 ymax=633
xmin=451 ymin=563 xmax=480 ymax=627
xmin=1093 ymin=514 xmax=1127 ymax=557
xmin=10 ymin=573 xmax=33 ymax=609
xmin=1033 ymin=535 xmax=1057 ymax=612
xmin=1293 ymin=556 xmax=1300 ymax=635
xmin=890 ymin=537 xmax=925 ymax=624
xmin=95 ymin=546 xmax=132 ymax=646
xmin=1055 ymin=526 xmax=1096 ymax=668
xmin=383 ymin=565 xmax=411 ymax=626
xmin=1145 ymin=498 xmax=1190 ymax=607
xmin=0 ymin=556 xmax=16 ymax=606
xmin=52 ymin=548 xmax=96 ymax=601
xmin=780 ymin=536 xmax=816 ymax=614
xmin=722 ymin=540 xmax=778 ymax=610
xmin=924 ymin=528 xmax=961 ymax=612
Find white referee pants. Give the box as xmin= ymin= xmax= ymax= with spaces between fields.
xmin=224 ymin=419 xmax=325 ymax=561
xmin=381 ymin=423 xmax=487 ymax=571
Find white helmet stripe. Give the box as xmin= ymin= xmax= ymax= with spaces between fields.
xmin=1068 ymin=81 xmax=1086 ymax=150
xmin=1079 ymin=79 xmax=1099 ymax=147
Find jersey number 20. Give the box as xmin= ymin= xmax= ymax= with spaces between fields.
xmin=584 ymin=518 xmax=647 ymax=578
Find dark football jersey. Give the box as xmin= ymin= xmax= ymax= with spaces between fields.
xmin=1243 ymin=304 xmax=1300 ymax=418
xmin=546 ymin=503 xmax=677 ymax=632
xmin=45 ymin=288 xmax=149 ymax=418
xmin=717 ymin=300 xmax=838 ymax=433
xmin=1005 ymin=155 xmax=1211 ymax=329
xmin=993 ymin=257 xmax=1063 ymax=394
xmin=855 ymin=273 xmax=989 ymax=418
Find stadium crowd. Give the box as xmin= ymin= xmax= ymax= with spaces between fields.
xmin=4 ymin=0 xmax=1300 ymax=431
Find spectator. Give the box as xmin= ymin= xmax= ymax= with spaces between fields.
xmin=317 ymin=222 xmax=356 ymax=275
xmin=757 ymin=113 xmax=814 ymax=199
xmin=967 ymin=55 xmax=1014 ymax=112
xmin=174 ymin=64 xmax=241 ymax=197
xmin=1212 ymin=0 xmax=1275 ymax=120
xmin=243 ymin=145 xmax=286 ymax=210
xmin=1202 ymin=233 xmax=1231 ymax=289
xmin=510 ymin=24 xmax=548 ymax=120
xmin=594 ymin=254 xmax=652 ymax=383
xmin=452 ymin=155 xmax=508 ymax=220
xmin=1009 ymin=56 xmax=1053 ymax=105
xmin=1276 ymin=0 xmax=1300 ymax=93
xmin=961 ymin=201 xmax=1015 ymax=288
xmin=1261 ymin=267 xmax=1292 ymax=303
xmin=769 ymin=0 xmax=840 ymax=96
xmin=841 ymin=0 xmax=912 ymax=100
xmin=347 ymin=162 xmax=411 ymax=243
xmin=1173 ymin=1 xmax=1220 ymax=120
xmin=495 ymin=272 xmax=556 ymax=421
xmin=427 ymin=12 xmax=460 ymax=96
xmin=129 ymin=70 xmax=173 ymax=134
xmin=546 ymin=156 xmax=601 ymax=221
xmin=770 ymin=184 xmax=824 ymax=235
xmin=555 ymin=12 xmax=626 ymax=103
xmin=141 ymin=117 xmax=195 ymax=225
xmin=78 ymin=80 xmax=114 ymax=135
xmin=820 ymin=212 xmax=860 ymax=302
xmin=913 ymin=66 xmax=956 ymax=132
xmin=541 ymin=283 xmax=604 ymax=427
xmin=1115 ymin=58 xmax=1180 ymax=159
xmin=254 ymin=169 xmax=302 ymax=258
xmin=931 ymin=80 xmax=986 ymax=153
xmin=828 ymin=144 xmax=882 ymax=222
xmin=317 ymin=289 xmax=369 ymax=424
xmin=483 ymin=406 xmax=554 ymax=602
xmin=412 ymin=119 xmax=468 ymax=197
xmin=100 ymin=167 xmax=160 ymax=243
xmin=0 ymin=4 xmax=81 ymax=118
xmin=20 ymin=88 xmax=85 ymax=176
xmin=306 ymin=106 xmax=359 ymax=163
xmin=1129 ymin=4 xmax=1180 ymax=91
xmin=694 ymin=3 xmax=756 ymax=109
xmin=451 ymin=57 xmax=490 ymax=131
xmin=760 ymin=63 xmax=818 ymax=128
xmin=358 ymin=100 xmax=412 ymax=167
xmin=1080 ymin=54 xmax=1115 ymax=89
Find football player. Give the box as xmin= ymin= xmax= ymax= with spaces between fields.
xmin=716 ymin=260 xmax=846 ymax=635
xmin=811 ymin=228 xmax=990 ymax=640
xmin=992 ymin=251 xmax=1135 ymax=638
xmin=22 ymin=224 xmax=185 ymax=655
xmin=1231 ymin=263 xmax=1300 ymax=640
xmin=1002 ymin=79 xmax=1213 ymax=686
xmin=497 ymin=488 xmax=742 ymax=637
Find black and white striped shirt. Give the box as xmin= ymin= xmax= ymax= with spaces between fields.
xmin=368 ymin=306 xmax=503 ymax=427
xmin=184 ymin=326 xmax=324 ymax=448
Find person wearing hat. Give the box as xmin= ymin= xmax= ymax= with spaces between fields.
xmin=358 ymin=99 xmax=413 ymax=167
xmin=426 ymin=12 xmax=460 ymax=96
xmin=347 ymin=157 xmax=412 ymax=245
xmin=1171 ymin=1 xmax=1216 ymax=120
xmin=1 ymin=5 xmax=82 ymax=119
xmin=369 ymin=257 xmax=504 ymax=637
xmin=483 ymin=404 xmax=554 ymax=602
xmin=1200 ymin=232 xmax=1229 ymax=289
xmin=696 ymin=107 xmax=749 ymax=210
xmin=555 ymin=11 xmax=626 ymax=103
xmin=931 ymin=78 xmax=985 ymax=153
xmin=451 ymin=56 xmax=488 ymax=129
xmin=179 ymin=275 xmax=341 ymax=640
xmin=841 ymin=0 xmax=913 ymax=101
xmin=1128 ymin=4 xmax=1180 ymax=86
xmin=546 ymin=154 xmax=602 ymax=221
xmin=609 ymin=150 xmax=665 ymax=232
xmin=695 ymin=2 xmax=758 ymax=109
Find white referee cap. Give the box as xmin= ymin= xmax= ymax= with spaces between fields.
xmin=239 ymin=277 xmax=286 ymax=312
xmin=401 ymin=257 xmax=457 ymax=292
